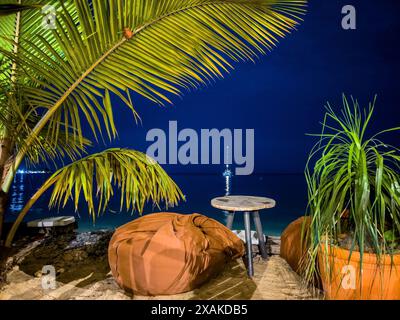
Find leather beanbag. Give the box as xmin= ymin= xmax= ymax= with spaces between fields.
xmin=280 ymin=216 xmax=311 ymax=274
xmin=108 ymin=213 xmax=245 ymax=296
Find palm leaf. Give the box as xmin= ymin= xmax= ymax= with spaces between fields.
xmin=0 ymin=71 xmax=90 ymax=168
xmin=0 ymin=0 xmax=77 ymax=84
xmin=16 ymin=122 xmax=92 ymax=166
xmin=1 ymin=0 xmax=307 ymax=188
xmin=0 ymin=3 xmax=42 ymax=16
xmin=47 ymin=148 xmax=183 ymax=216
xmin=5 ymin=148 xmax=184 ymax=246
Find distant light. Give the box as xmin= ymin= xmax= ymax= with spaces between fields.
xmin=17 ymin=170 xmax=47 ymax=175
xmin=223 ymin=164 xmax=234 ymax=196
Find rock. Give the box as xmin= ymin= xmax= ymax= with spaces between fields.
xmin=73 ymin=250 xmax=88 ymax=262
xmin=1 ymin=230 xmax=114 ymax=290
xmin=65 ymin=232 xmax=109 ymax=250
xmin=57 ymin=268 xmax=65 ymax=275
xmin=63 ymin=252 xmax=74 ymax=262
xmin=34 ymin=270 xmax=42 ymax=278
xmin=6 ymin=257 xmax=14 ymax=268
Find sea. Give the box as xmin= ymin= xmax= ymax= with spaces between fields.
xmin=5 ymin=172 xmax=307 ymax=236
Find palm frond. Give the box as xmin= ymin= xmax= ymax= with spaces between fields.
xmin=0 ymin=11 xmax=15 ymax=62
xmin=17 ymin=123 xmax=92 ymax=166
xmin=45 ymin=148 xmax=183 ymax=217
xmin=0 ymin=0 xmax=77 ymax=84
xmin=4 ymin=148 xmax=184 ymax=247
xmin=0 ymin=3 xmax=42 ymax=16
xmin=2 ymin=0 xmax=307 ymax=180
xmin=0 ymin=77 xmax=91 ymax=167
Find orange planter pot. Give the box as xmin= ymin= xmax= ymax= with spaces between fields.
xmin=318 ymin=244 xmax=400 ymax=300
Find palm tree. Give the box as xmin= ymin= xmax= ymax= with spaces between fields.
xmin=0 ymin=0 xmax=307 ymax=247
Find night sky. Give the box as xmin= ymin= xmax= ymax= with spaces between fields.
xmin=89 ymin=0 xmax=400 ymax=175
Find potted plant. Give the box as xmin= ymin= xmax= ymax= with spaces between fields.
xmin=304 ymin=95 xmax=400 ymax=300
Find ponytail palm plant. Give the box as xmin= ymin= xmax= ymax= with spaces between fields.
xmin=0 ymin=0 xmax=306 ymax=247
xmin=304 ymin=96 xmax=400 ymax=284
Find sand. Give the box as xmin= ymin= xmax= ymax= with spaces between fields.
xmin=0 ymin=249 xmax=316 ymax=300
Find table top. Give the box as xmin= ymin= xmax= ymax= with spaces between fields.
xmin=211 ymin=196 xmax=276 ymax=212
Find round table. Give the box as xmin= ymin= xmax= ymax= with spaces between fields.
xmin=211 ymin=196 xmax=276 ymax=277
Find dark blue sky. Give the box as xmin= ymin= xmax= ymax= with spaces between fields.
xmin=95 ymin=0 xmax=400 ymax=175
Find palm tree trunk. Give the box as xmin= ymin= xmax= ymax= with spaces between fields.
xmin=0 ymin=3 xmax=21 ymax=241
xmin=0 ymin=190 xmax=9 ymax=242
xmin=0 ymin=137 xmax=12 ymax=241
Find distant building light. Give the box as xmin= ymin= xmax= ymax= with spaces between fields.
xmin=17 ymin=170 xmax=47 ymax=175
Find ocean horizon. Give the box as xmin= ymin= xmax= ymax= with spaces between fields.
xmin=5 ymin=172 xmax=306 ymax=236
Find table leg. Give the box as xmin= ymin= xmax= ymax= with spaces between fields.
xmin=226 ymin=211 xmax=235 ymax=230
xmin=252 ymin=211 xmax=268 ymax=259
xmin=243 ymin=211 xmax=254 ymax=277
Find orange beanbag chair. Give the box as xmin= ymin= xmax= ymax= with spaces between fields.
xmin=280 ymin=216 xmax=311 ymax=274
xmin=108 ymin=213 xmax=245 ymax=296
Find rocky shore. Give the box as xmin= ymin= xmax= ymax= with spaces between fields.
xmin=1 ymin=230 xmax=113 ymax=288
xmin=0 ymin=230 xmax=317 ymax=300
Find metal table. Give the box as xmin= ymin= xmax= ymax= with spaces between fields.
xmin=211 ymin=195 xmax=276 ymax=277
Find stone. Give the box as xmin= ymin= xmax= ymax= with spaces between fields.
xmin=63 ymin=252 xmax=74 ymax=262
xmin=57 ymin=268 xmax=65 ymax=275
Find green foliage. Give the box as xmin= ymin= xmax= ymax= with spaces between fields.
xmin=0 ymin=3 xmax=42 ymax=16
xmin=1 ymin=0 xmax=307 ymax=157
xmin=43 ymin=149 xmax=183 ymax=219
xmin=304 ymin=95 xmax=400 ymax=282
xmin=0 ymin=0 xmax=307 ymax=245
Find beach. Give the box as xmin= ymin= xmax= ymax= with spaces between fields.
xmin=0 ymin=230 xmax=316 ymax=300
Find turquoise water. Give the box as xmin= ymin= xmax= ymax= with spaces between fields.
xmin=6 ymin=173 xmax=306 ymax=236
